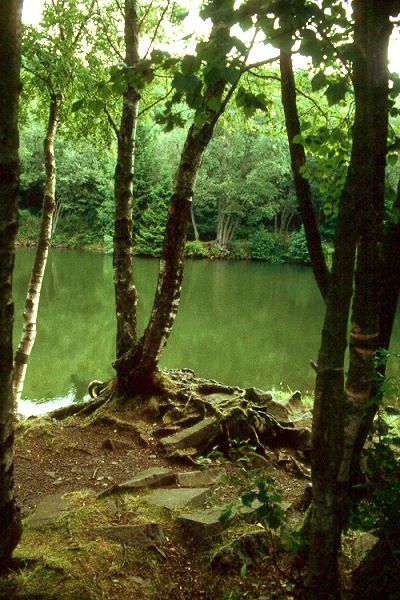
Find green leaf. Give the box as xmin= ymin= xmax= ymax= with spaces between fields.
xmin=71 ymin=99 xmax=85 ymax=113
xmin=207 ymin=97 xmax=222 ymax=112
xmin=181 ymin=54 xmax=201 ymax=75
xmin=240 ymin=563 xmax=247 ymax=578
xmin=174 ymin=73 xmax=202 ymax=94
xmin=219 ymin=507 xmax=232 ymax=524
xmin=88 ymin=98 xmax=104 ymax=115
xmin=326 ymin=79 xmax=348 ymax=106
xmin=220 ymin=66 xmax=240 ymax=84
xmin=204 ymin=66 xmax=222 ymax=86
xmin=299 ymin=164 xmax=310 ymax=180
xmin=193 ymin=111 xmax=207 ymax=128
xmin=238 ymin=14 xmax=253 ymax=31
xmin=311 ymin=71 xmax=328 ymax=91
xmin=241 ymin=491 xmax=257 ymax=507
xmin=151 ymin=49 xmax=169 ymax=65
xmin=231 ymin=36 xmax=247 ymax=56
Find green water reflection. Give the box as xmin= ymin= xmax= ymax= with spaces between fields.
xmin=13 ymin=249 xmax=400 ymax=403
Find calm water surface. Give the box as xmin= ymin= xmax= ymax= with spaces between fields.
xmin=14 ymin=249 xmax=400 ymax=413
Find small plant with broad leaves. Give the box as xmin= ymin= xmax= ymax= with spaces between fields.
xmin=220 ymin=474 xmax=287 ymax=531
xmin=346 ymin=349 xmax=400 ymax=535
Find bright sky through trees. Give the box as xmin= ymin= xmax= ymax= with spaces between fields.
xmin=21 ymin=0 xmax=400 ymax=74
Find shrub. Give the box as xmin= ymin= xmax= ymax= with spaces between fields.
xmin=17 ymin=209 xmax=40 ymax=243
xmin=250 ymin=229 xmax=288 ymax=263
xmin=185 ymin=240 xmax=208 ymax=257
xmin=228 ymin=240 xmax=251 ymax=260
xmin=209 ymin=245 xmax=228 ymax=259
xmin=285 ymin=226 xmax=334 ymax=266
xmin=286 ymin=226 xmax=311 ymax=264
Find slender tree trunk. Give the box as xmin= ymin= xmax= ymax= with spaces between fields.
xmin=113 ymin=0 xmax=140 ymax=359
xmin=348 ymin=179 xmax=400 ymax=485
xmin=13 ymin=94 xmax=60 ymax=406
xmin=306 ymin=179 xmax=357 ymax=600
xmin=115 ymin=117 xmax=221 ymax=390
xmin=51 ymin=198 xmax=63 ymax=236
xmin=306 ymin=3 xmax=393 ymax=597
xmin=0 ymin=0 xmax=23 ymax=567
xmin=338 ymin=2 xmax=392 ymax=495
xmin=216 ymin=208 xmax=223 ymax=246
xmin=280 ymin=47 xmax=329 ymax=300
xmin=216 ymin=213 xmax=237 ymax=249
xmin=190 ymin=203 xmax=200 ymax=241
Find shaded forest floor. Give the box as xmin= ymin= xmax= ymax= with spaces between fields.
xmin=0 ymin=376 xmax=368 ymax=600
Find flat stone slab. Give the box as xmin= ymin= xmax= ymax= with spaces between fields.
xmin=146 ymin=487 xmax=209 ymax=510
xmin=98 ymin=467 xmax=176 ymax=497
xmin=89 ymin=523 xmax=164 ymax=547
xmin=160 ymin=417 xmax=220 ymax=453
xmin=176 ymin=469 xmax=221 ymax=488
xmin=27 ymin=494 xmax=70 ymax=526
xmin=119 ymin=467 xmax=176 ymax=489
xmin=178 ymin=507 xmax=229 ymax=539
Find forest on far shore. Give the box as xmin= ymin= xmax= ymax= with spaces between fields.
xmin=20 ymin=68 xmax=383 ymax=264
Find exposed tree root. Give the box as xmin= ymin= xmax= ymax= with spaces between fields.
xmin=46 ymin=370 xmax=310 ymax=464
xmin=48 ymin=370 xmax=312 ymax=463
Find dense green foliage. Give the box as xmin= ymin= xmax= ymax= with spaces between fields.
xmin=18 ymin=114 xmax=337 ymax=262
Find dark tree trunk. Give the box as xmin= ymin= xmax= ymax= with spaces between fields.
xmin=0 ymin=0 xmax=23 ymax=567
xmin=115 ymin=116 xmax=221 ymax=391
xmin=306 ymin=171 xmax=357 ymax=600
xmin=13 ymin=94 xmax=60 ymax=405
xmin=280 ymin=47 xmax=329 ymax=300
xmin=113 ymin=18 xmax=233 ymax=393
xmin=306 ymin=3 xmax=393 ymax=598
xmin=348 ymin=179 xmax=400 ymax=485
xmin=113 ymin=0 xmax=140 ymax=359
xmin=338 ymin=1 xmax=392 ymax=495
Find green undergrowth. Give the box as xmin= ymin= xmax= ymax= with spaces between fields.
xmin=270 ymin=386 xmax=314 ymax=411
xmin=8 ymin=491 xmax=172 ymax=599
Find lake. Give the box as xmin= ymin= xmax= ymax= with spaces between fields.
xmin=14 ymin=248 xmax=400 ymax=414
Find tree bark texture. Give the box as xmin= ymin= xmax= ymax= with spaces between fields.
xmin=349 ymin=175 xmax=400 ymax=485
xmin=13 ymin=94 xmax=60 ymax=406
xmin=115 ymin=116 xmax=221 ymax=390
xmin=113 ymin=0 xmax=140 ymax=359
xmin=114 ymin=19 xmax=231 ymax=391
xmin=306 ymin=3 xmax=393 ymax=598
xmin=280 ymin=47 xmax=330 ymax=300
xmin=216 ymin=211 xmax=237 ymax=249
xmin=338 ymin=1 xmax=392 ymax=492
xmin=0 ymin=0 xmax=23 ymax=566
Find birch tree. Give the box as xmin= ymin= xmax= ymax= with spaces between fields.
xmin=0 ymin=0 xmax=23 ymax=566
xmin=112 ymin=0 xmax=278 ymax=393
xmin=13 ymin=0 xmax=95 ymax=405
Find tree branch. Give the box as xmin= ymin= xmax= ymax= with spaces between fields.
xmin=95 ymin=0 xmax=124 ymax=61
xmin=22 ymin=62 xmax=55 ymax=93
xmin=138 ymin=0 xmax=155 ymax=31
xmin=104 ymin=106 xmax=119 ymax=138
xmin=71 ymin=0 xmax=96 ymax=48
xmin=137 ymin=87 xmax=173 ymax=116
xmin=241 ymin=54 xmax=280 ymax=72
xmin=51 ymin=0 xmax=66 ymax=42
xmin=280 ymin=47 xmax=330 ymax=300
xmin=143 ymin=0 xmax=172 ymax=60
xmin=248 ymin=70 xmax=328 ymax=119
